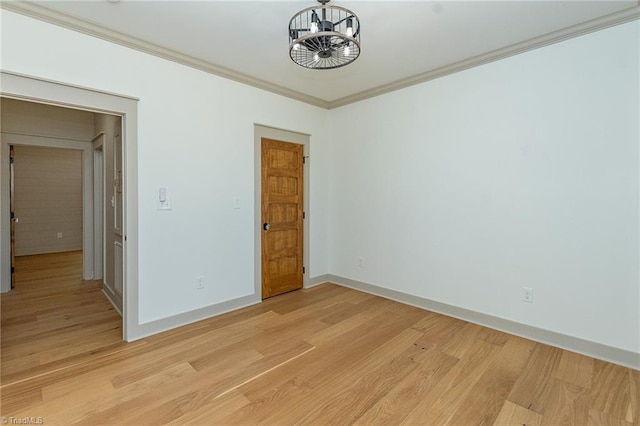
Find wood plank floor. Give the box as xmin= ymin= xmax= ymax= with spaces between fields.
xmin=1 ymin=252 xmax=638 ymax=425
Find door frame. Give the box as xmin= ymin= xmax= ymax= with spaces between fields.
xmin=254 ymin=124 xmax=310 ymax=298
xmin=4 ymin=136 xmax=93 ymax=275
xmin=9 ymin=145 xmax=15 ymax=289
xmin=0 ymin=71 xmax=140 ymax=341
xmin=92 ymin=133 xmax=105 ymax=281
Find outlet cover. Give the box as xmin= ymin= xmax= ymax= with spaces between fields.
xmin=521 ymin=287 xmax=533 ymax=303
xmin=196 ymin=275 xmax=205 ymax=290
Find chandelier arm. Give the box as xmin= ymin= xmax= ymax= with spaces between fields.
xmin=332 ymin=14 xmax=354 ymax=26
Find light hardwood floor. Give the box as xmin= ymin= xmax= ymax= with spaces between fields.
xmin=1 ymin=252 xmax=638 ymax=425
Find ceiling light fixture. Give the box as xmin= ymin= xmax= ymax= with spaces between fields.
xmin=289 ymin=0 xmax=361 ymax=70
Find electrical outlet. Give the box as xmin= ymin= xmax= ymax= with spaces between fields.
xmin=56 ymin=232 xmax=63 ymax=239
xmin=357 ymin=257 xmax=364 ymax=268
xmin=521 ymin=287 xmax=533 ymax=303
xmin=196 ymin=275 xmax=205 ymax=290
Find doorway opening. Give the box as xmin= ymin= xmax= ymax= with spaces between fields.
xmin=254 ymin=124 xmax=311 ymax=300
xmin=1 ymin=104 xmax=125 ymax=383
xmin=10 ymin=144 xmax=85 ymax=263
xmin=3 ymin=99 xmax=123 ymax=311
xmin=1 ymin=71 xmax=139 ymax=341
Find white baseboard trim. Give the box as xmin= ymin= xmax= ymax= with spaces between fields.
xmin=306 ymin=274 xmax=331 ymax=288
xmin=127 ymin=294 xmax=261 ymax=342
xmin=101 ymin=286 xmax=122 ymax=316
xmin=325 ymin=274 xmax=640 ymax=371
xmin=129 ymin=276 xmax=328 ymax=341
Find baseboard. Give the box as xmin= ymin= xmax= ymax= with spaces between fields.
xmin=325 ymin=274 xmax=640 ymax=370
xmin=129 ymin=277 xmax=327 ymax=340
xmin=15 ymin=248 xmax=83 ymax=257
xmin=101 ymin=286 xmax=122 ymax=316
xmin=306 ymin=274 xmax=331 ymax=289
xmin=127 ymin=293 xmax=261 ymax=342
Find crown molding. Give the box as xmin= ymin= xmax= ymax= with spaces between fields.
xmin=0 ymin=0 xmax=330 ymax=109
xmin=328 ymin=5 xmax=640 ymax=109
xmin=2 ymin=1 xmax=638 ymax=110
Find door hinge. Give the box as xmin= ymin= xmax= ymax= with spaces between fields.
xmin=302 ymin=155 xmax=307 ymax=164
xmin=303 ymin=211 xmax=306 ymax=219
xmin=10 ymin=211 xmax=15 ymax=219
xmin=11 ymin=266 xmax=15 ymax=274
xmin=303 ymin=266 xmax=306 ymax=274
xmin=9 ymin=157 xmax=14 ymax=164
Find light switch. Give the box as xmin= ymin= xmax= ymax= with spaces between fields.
xmin=158 ymin=187 xmax=171 ymax=210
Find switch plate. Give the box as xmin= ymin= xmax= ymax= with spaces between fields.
xmin=196 ymin=275 xmax=205 ymax=290
xmin=521 ymin=287 xmax=533 ymax=303
xmin=357 ymin=257 xmax=364 ymax=268
xmin=158 ymin=187 xmax=171 ymax=210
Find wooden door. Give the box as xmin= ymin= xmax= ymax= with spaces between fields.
xmin=261 ymin=138 xmax=304 ymax=299
xmin=9 ymin=145 xmax=16 ymax=289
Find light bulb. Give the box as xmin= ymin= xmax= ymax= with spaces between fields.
xmin=346 ymin=18 xmax=353 ymax=37
xmin=314 ymin=53 xmax=319 ymax=61
xmin=310 ymin=22 xmax=318 ymax=33
xmin=293 ymin=43 xmax=300 ymax=51
xmin=344 ymin=45 xmax=350 ymax=56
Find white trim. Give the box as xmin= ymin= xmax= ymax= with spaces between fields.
xmin=131 ymin=294 xmax=261 ymax=340
xmin=322 ymin=275 xmax=640 ymax=370
xmin=1 ymin=2 xmax=638 ymax=109
xmin=306 ymin=274 xmax=330 ymax=289
xmin=0 ymin=2 xmax=328 ymax=109
xmin=0 ymin=71 xmax=140 ymax=342
xmin=329 ymin=6 xmax=640 ymax=109
xmin=102 ymin=287 xmax=122 ymax=317
xmin=0 ymin=71 xmax=139 ymax=106
xmin=254 ymin=124 xmax=311 ymax=299
xmin=92 ymin=134 xmax=105 ymax=281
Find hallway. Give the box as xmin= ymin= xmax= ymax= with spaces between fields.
xmin=1 ymin=251 xmax=122 ymax=386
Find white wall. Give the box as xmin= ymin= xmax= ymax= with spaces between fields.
xmin=13 ymin=146 xmax=83 ymax=256
xmin=0 ymin=10 xmax=330 ymax=324
xmin=329 ymin=21 xmax=639 ymax=354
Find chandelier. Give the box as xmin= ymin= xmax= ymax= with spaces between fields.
xmin=289 ymin=0 xmax=361 ymax=69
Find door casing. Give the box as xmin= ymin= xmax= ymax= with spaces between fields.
xmin=254 ymin=124 xmax=310 ymax=299
xmin=93 ymin=134 xmax=105 ymax=281
xmin=0 ymin=71 xmax=139 ymax=341
xmin=9 ymin=145 xmax=15 ymax=289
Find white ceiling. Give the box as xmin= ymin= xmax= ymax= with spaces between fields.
xmin=14 ymin=0 xmax=640 ymax=107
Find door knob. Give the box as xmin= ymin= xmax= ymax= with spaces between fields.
xmin=263 ymin=223 xmax=270 ymax=231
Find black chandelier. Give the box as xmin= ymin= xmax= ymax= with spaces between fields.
xmin=289 ymin=0 xmax=361 ymax=69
